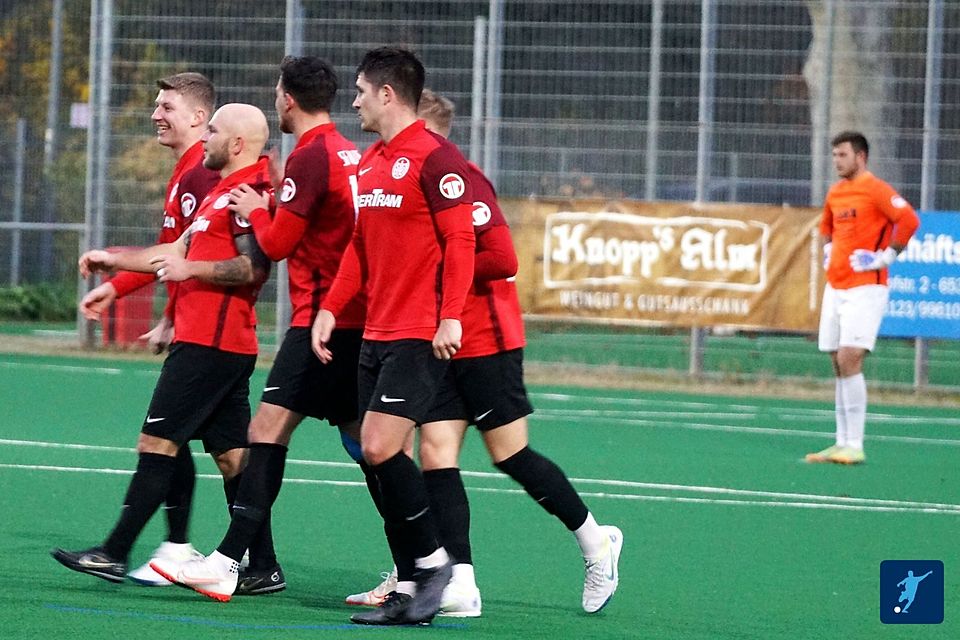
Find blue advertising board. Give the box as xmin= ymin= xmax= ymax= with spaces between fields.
xmin=880 ymin=211 xmax=960 ymax=339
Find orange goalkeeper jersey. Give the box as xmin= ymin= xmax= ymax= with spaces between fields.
xmin=820 ymin=171 xmax=918 ymax=289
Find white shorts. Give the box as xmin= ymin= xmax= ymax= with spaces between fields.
xmin=818 ymin=283 xmax=889 ymax=352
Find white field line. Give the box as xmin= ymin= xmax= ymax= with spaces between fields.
xmin=531 ymin=412 xmax=960 ymax=446
xmin=0 ymin=360 xmax=158 ymax=377
xmin=1 ymin=462 xmax=957 ymax=515
xmin=0 ymin=361 xmax=125 ymax=375
xmin=4 ymin=437 xmax=960 ymax=504
xmin=2 ymin=360 xmax=952 ymax=426
xmin=531 ymin=392 xmax=960 ymax=426
xmin=3 ymin=437 xmax=960 ymax=515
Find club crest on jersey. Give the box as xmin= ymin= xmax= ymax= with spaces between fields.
xmin=181 ymin=193 xmax=197 ymax=218
xmin=190 ymin=217 xmax=211 ymax=233
xmin=891 ymin=195 xmax=908 ymax=209
xmin=213 ymin=194 xmax=231 ymax=209
xmin=392 ymin=157 xmax=410 ymax=179
xmin=472 ymin=201 xmax=492 ymax=226
xmin=234 ymin=214 xmax=252 ymax=228
xmin=280 ymin=177 xmax=297 ymax=203
xmin=439 ymin=173 xmax=466 ymax=199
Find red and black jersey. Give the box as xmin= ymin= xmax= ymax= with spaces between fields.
xmin=173 ymin=157 xmax=272 ymax=355
xmin=324 ymin=120 xmax=476 ymax=341
xmin=246 ymin=123 xmax=364 ymax=329
xmin=108 ymin=141 xmax=220 ymax=312
xmin=457 ymin=163 xmax=525 ymax=358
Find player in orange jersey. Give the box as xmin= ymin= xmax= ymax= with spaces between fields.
xmin=806 ymin=131 xmax=919 ymax=465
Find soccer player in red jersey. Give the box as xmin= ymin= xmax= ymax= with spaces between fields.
xmin=81 ymin=73 xmax=220 ymax=353
xmin=311 ymin=48 xmax=475 ymax=626
xmin=52 ymin=104 xmax=272 ymax=596
xmin=154 ymin=55 xmax=367 ymax=601
xmin=347 ymin=90 xmax=623 ymax=617
xmin=806 ymin=131 xmax=919 ymax=465
xmin=77 ymin=72 xmax=220 ymax=586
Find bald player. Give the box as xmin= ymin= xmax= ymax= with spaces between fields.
xmin=52 ymin=104 xmax=273 ymax=587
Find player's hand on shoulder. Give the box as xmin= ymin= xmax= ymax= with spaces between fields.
xmin=849 ymin=247 xmax=897 ymax=272
xmin=228 ymin=183 xmax=270 ymax=220
xmin=266 ymin=147 xmax=283 ymax=192
xmin=433 ymin=318 xmax=462 ymax=360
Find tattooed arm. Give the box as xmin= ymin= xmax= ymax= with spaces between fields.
xmin=150 ymin=233 xmax=271 ymax=287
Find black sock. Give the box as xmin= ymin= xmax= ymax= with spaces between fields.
xmin=495 ymin=446 xmax=588 ymax=531
xmin=103 ymin=452 xmax=178 ymax=561
xmin=423 ymin=468 xmax=472 ymax=565
xmin=248 ymin=516 xmax=278 ymax=570
xmin=371 ymin=451 xmax=441 ymax=560
xmin=385 ymin=520 xmax=417 ymax=583
xmin=223 ymin=473 xmax=242 ymax=515
xmin=360 ymin=459 xmax=416 ymax=581
xmin=164 ymin=445 xmax=195 ymax=544
xmin=217 ymin=443 xmax=287 ymax=563
xmin=359 ymin=460 xmax=387 ymax=518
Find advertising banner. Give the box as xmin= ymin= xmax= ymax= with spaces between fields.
xmin=881 ymin=211 xmax=960 ymax=339
xmin=506 ymin=199 xmax=823 ymax=331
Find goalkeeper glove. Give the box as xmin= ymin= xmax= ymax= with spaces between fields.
xmin=849 ymin=247 xmax=897 ymax=272
xmin=822 ymin=242 xmax=831 ymax=270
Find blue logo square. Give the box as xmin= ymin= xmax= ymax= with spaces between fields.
xmin=880 ymin=560 xmax=944 ymax=624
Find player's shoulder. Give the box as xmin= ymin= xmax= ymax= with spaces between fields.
xmin=182 ymin=160 xmax=220 ymax=184
xmin=422 ymin=133 xmax=469 ymax=169
xmin=180 ymin=163 xmax=220 ymax=201
xmin=861 ymin=171 xmax=895 ymax=191
xmin=467 ymin=161 xmax=494 ymax=188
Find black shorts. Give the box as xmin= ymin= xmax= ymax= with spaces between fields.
xmin=143 ymin=342 xmax=255 ymax=454
xmin=261 ymin=327 xmax=361 ymax=426
xmin=358 ymin=339 xmax=449 ymax=424
xmin=423 ymin=348 xmax=534 ymax=432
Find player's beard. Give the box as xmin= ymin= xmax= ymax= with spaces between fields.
xmin=836 ymin=164 xmax=855 ymax=179
xmin=278 ymin=112 xmax=293 ymax=135
xmin=203 ymin=145 xmax=228 ymax=171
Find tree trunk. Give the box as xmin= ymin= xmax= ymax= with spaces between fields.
xmin=804 ymin=0 xmax=901 ymax=199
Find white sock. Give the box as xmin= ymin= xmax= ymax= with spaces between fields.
xmin=574 ymin=512 xmax=606 ymax=558
xmin=415 ymin=546 xmax=449 ymax=570
xmin=834 ymin=377 xmax=848 ymax=447
xmin=451 ymin=563 xmax=476 ymax=586
xmin=840 ymin=373 xmax=867 ymax=450
xmin=396 ymin=581 xmax=416 ymax=596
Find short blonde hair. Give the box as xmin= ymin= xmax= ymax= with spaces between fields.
xmin=417 ymin=88 xmax=455 ymax=137
xmin=157 ymin=72 xmax=216 ymax=115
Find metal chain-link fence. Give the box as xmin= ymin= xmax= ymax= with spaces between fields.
xmin=0 ymin=0 xmax=957 ymax=385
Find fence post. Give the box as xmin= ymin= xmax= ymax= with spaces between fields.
xmin=810 ymin=0 xmax=835 ymax=207
xmin=11 ymin=118 xmax=26 ymax=286
xmin=483 ymin=0 xmax=503 ymax=184
xmin=274 ymin=0 xmax=305 ymax=351
xmin=695 ymin=0 xmax=716 ymax=204
xmin=689 ymin=327 xmax=705 ymax=378
xmin=913 ymin=0 xmax=943 ymax=390
xmin=470 ymin=16 xmax=487 ymax=166
xmin=644 ymin=0 xmax=663 ymax=201
xmin=80 ymin=0 xmax=102 ymax=348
